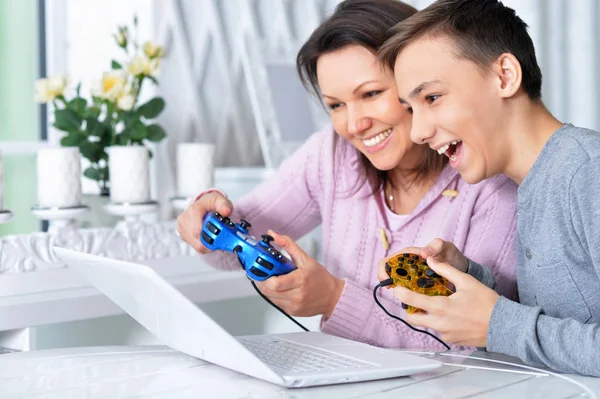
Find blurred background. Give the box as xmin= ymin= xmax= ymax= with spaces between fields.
xmin=1 ymin=0 xmax=599 ymax=236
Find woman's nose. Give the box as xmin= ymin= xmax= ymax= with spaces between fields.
xmin=347 ymin=105 xmax=372 ymax=135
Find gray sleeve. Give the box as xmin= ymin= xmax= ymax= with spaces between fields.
xmin=487 ymin=297 xmax=600 ymax=376
xmin=466 ymin=258 xmax=496 ymax=289
xmin=486 ymin=158 xmax=600 ymax=377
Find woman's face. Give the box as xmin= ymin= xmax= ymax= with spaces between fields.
xmin=316 ymin=45 xmax=418 ymax=171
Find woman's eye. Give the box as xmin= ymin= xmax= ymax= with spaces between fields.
xmin=406 ymin=107 xmax=413 ymax=115
xmin=364 ymin=90 xmax=381 ymax=99
xmin=328 ymin=103 xmax=342 ymax=110
xmin=426 ymin=94 xmax=440 ymax=104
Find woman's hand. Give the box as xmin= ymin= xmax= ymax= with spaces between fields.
xmin=378 ymin=238 xmax=469 ymax=283
xmin=256 ymin=230 xmax=345 ymax=318
xmin=176 ymin=191 xmax=234 ymax=254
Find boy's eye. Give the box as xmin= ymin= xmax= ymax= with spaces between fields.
xmin=425 ymin=94 xmax=440 ymax=104
xmin=406 ymin=107 xmax=413 ymax=115
xmin=364 ymin=90 xmax=381 ymax=99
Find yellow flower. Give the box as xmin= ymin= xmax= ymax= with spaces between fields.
xmin=142 ymin=41 xmax=166 ymax=59
xmin=92 ymin=70 xmax=128 ymax=101
xmin=34 ymin=75 xmax=68 ymax=103
xmin=128 ymin=54 xmax=160 ymax=77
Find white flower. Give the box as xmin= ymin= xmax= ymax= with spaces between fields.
xmin=128 ymin=54 xmax=160 ymax=77
xmin=142 ymin=41 xmax=165 ymax=59
xmin=92 ymin=70 xmax=128 ymax=101
xmin=114 ymin=26 xmax=128 ymax=48
xmin=117 ymin=92 xmax=135 ymax=111
xmin=34 ymin=75 xmax=68 ymax=103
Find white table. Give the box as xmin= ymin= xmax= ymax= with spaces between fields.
xmin=0 ymin=346 xmax=598 ymax=398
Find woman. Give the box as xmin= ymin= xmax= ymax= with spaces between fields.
xmin=177 ymin=0 xmax=518 ymax=350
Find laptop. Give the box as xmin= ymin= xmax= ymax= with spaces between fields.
xmin=54 ymin=247 xmax=442 ymax=388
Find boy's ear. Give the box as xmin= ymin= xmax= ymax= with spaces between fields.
xmin=493 ymin=53 xmax=522 ymax=99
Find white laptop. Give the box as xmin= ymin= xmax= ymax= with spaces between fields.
xmin=54 ymin=247 xmax=441 ymax=388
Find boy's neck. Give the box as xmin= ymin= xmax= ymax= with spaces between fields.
xmin=502 ymin=100 xmax=563 ymax=185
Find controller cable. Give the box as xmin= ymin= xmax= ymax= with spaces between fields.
xmin=233 ymin=246 xmax=309 ymax=332
xmin=374 ymin=278 xmax=450 ymax=350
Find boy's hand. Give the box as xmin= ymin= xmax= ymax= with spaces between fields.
xmin=420 ymin=238 xmax=469 ymax=272
xmin=377 ymin=238 xmax=468 ymax=284
xmin=256 ymin=230 xmax=345 ymax=318
xmin=393 ymin=257 xmax=499 ymax=347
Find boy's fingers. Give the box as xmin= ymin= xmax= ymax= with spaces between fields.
xmin=426 ymin=257 xmax=470 ymax=288
xmin=424 ymin=238 xmax=445 ymax=257
xmin=393 ymin=286 xmax=439 ymax=313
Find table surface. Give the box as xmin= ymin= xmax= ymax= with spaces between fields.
xmin=0 ymin=345 xmax=598 ymax=399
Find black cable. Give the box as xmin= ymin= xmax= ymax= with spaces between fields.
xmin=374 ymin=278 xmax=451 ymax=351
xmin=233 ymin=247 xmax=309 ymax=332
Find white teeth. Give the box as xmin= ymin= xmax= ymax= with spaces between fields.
xmin=436 ymin=139 xmax=462 ymax=155
xmin=437 ymin=144 xmax=450 ymax=155
xmin=363 ymin=128 xmax=393 ymax=147
xmin=450 ymin=155 xmax=457 ymax=161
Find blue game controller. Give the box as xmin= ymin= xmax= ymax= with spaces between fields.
xmin=199 ymin=211 xmax=297 ymax=281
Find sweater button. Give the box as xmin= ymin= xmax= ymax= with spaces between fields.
xmin=525 ymin=249 xmax=532 ymax=259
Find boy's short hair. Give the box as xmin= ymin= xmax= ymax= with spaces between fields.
xmin=378 ymin=0 xmax=543 ymax=100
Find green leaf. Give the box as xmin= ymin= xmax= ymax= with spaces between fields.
xmin=54 ymin=109 xmax=83 ymax=131
xmin=86 ymin=118 xmax=110 ymax=139
xmin=83 ymin=167 xmax=101 ymax=181
xmin=116 ymin=132 xmax=130 ymax=145
xmin=146 ymin=124 xmax=166 ymax=142
xmin=60 ymin=133 xmax=83 ymax=147
xmin=79 ymin=142 xmax=103 ymax=163
xmin=130 ymin=120 xmax=148 ymax=140
xmin=111 ymin=60 xmax=123 ymax=69
xmin=100 ymin=127 xmax=113 ymax=147
xmin=137 ymin=97 xmax=165 ymax=119
xmin=92 ymin=96 xmax=104 ymax=106
xmin=86 ymin=106 xmax=101 ymax=119
xmin=68 ymin=97 xmax=87 ymax=114
xmin=121 ymin=111 xmax=139 ymax=128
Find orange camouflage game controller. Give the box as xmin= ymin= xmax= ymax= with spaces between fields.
xmin=385 ymin=252 xmax=455 ymax=313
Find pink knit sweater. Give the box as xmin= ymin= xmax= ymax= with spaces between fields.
xmin=202 ymin=125 xmax=518 ymax=350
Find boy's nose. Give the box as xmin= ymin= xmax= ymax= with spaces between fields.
xmin=410 ymin=113 xmax=435 ymax=145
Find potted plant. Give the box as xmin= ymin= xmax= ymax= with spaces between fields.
xmin=34 ymin=17 xmax=167 ymax=200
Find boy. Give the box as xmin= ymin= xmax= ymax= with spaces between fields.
xmin=377 ymin=0 xmax=600 ymax=376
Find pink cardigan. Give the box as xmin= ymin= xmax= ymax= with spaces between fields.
xmin=202 ymin=125 xmax=518 ymax=350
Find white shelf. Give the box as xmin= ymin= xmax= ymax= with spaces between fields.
xmin=0 ymin=257 xmax=254 ymax=331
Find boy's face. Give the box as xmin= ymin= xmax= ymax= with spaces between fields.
xmin=393 ymin=36 xmax=509 ymax=184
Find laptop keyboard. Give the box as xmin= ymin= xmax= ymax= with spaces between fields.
xmin=238 ymin=337 xmax=374 ymax=373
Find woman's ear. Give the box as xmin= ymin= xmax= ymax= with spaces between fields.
xmin=493 ymin=53 xmax=522 ymax=98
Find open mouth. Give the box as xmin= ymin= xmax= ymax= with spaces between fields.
xmin=363 ymin=128 xmax=393 ymax=148
xmin=437 ymin=140 xmax=462 ymax=162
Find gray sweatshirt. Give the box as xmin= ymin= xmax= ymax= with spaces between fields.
xmin=470 ymin=123 xmax=600 ymax=376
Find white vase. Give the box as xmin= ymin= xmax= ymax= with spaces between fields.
xmin=108 ymin=146 xmax=150 ymax=204
xmin=176 ymin=143 xmax=215 ymax=198
xmin=36 ymin=147 xmax=82 ymax=208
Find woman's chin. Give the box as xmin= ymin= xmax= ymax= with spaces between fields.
xmin=365 ymin=156 xmax=398 ymax=172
